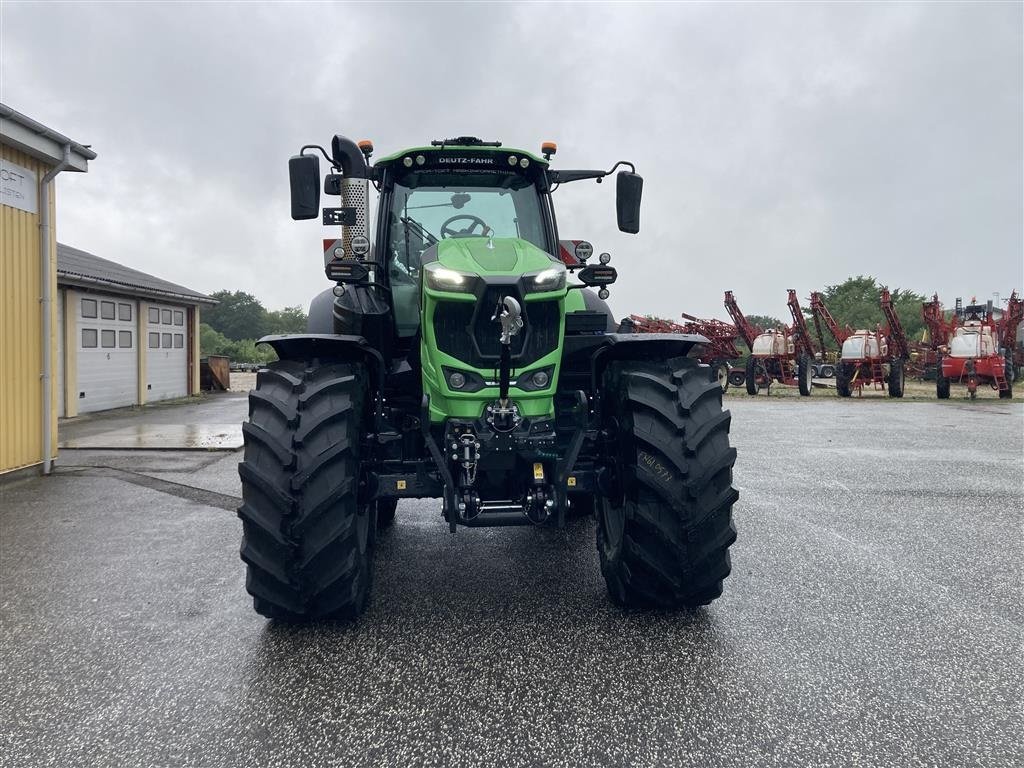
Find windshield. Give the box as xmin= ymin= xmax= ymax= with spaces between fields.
xmin=387 ymin=181 xmax=547 ymax=275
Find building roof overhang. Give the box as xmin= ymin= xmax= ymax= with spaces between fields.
xmin=0 ymin=103 xmax=96 ymax=171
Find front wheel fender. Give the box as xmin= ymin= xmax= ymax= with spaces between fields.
xmin=589 ymin=332 xmax=708 ymax=392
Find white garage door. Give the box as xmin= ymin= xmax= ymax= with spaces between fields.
xmin=146 ymin=303 xmax=188 ymax=401
xmin=76 ymin=294 xmax=139 ymax=413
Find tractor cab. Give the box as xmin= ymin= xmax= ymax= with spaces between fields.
xmin=377 ymin=157 xmax=555 ymax=340
xmin=292 ymin=136 xmax=643 ymax=354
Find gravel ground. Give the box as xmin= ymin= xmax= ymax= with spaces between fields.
xmin=1 ymin=394 xmax=1021 ymax=767
xmin=229 ymin=371 xmax=258 ymax=392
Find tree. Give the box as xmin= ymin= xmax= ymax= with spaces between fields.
xmin=199 ymin=323 xmax=277 ymax=363
xmin=229 ymin=338 xmax=278 ymax=364
xmin=266 ymin=305 xmax=307 ymax=334
xmin=887 ymin=287 xmax=928 ymax=345
xmin=204 ymin=290 xmax=269 ymax=340
xmin=199 ymin=323 xmax=232 ymax=356
xmin=745 ymin=314 xmax=785 ymax=332
xmin=811 ymin=276 xmax=926 ymax=347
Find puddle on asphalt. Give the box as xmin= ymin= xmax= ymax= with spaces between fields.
xmin=59 ymin=424 xmax=243 ymax=450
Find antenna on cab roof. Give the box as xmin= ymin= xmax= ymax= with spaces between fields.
xmin=430 ymin=137 xmax=502 ymax=147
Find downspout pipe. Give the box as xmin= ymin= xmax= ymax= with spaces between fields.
xmin=40 ymin=144 xmax=72 ymax=475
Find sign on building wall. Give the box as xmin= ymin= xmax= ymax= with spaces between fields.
xmin=1 ymin=158 xmax=38 ymax=214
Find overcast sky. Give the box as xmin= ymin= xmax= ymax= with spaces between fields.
xmin=3 ymin=1 xmax=1021 ymax=321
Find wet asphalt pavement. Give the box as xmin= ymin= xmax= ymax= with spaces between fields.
xmin=1 ymin=394 xmax=1021 ymax=767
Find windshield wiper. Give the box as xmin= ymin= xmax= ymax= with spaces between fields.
xmin=401 ymin=216 xmax=438 ymax=246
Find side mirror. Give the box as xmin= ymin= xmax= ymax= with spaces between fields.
xmin=289 ymin=154 xmax=320 ymax=220
xmin=616 ymin=171 xmax=643 ymax=234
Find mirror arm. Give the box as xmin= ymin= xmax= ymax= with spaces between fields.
xmin=605 ymin=160 xmax=636 ymax=175
xmin=549 ymin=169 xmax=605 ymax=183
xmin=301 ymin=144 xmax=339 ymax=171
xmin=549 ymin=160 xmax=636 ymax=185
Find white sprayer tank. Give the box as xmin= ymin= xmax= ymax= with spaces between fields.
xmin=949 ymin=322 xmax=997 ymax=359
xmin=841 ymin=331 xmax=887 ymax=361
xmin=751 ymin=331 xmax=793 ymax=357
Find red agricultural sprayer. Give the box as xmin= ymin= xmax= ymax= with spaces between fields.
xmin=809 ymin=289 xmax=907 ymax=398
xmin=934 ymin=296 xmax=1015 ymax=400
xmin=724 ymin=290 xmax=815 ymax=396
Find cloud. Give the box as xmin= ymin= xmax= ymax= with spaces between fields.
xmin=2 ymin=1 xmax=1020 ymax=322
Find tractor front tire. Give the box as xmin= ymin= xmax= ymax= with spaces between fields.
xmin=728 ymin=370 xmax=746 ymax=388
xmin=597 ymin=358 xmax=738 ymax=609
xmin=745 ymin=356 xmax=761 ymax=395
xmin=238 ymin=360 xmax=374 ymax=622
xmin=888 ymin=358 xmax=905 ymax=398
xmin=797 ymin=354 xmax=813 ymax=396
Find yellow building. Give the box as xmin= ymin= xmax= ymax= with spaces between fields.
xmin=1 ymin=104 xmax=95 ymax=477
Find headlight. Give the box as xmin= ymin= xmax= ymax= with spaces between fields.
xmin=516 ymin=365 xmax=555 ymax=392
xmin=441 ymin=367 xmax=486 ymax=393
xmin=424 ymin=262 xmax=477 ymax=293
xmin=526 ymin=264 xmax=566 ymax=294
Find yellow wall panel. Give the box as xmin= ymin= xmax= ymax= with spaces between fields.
xmin=1 ymin=144 xmax=56 ymax=474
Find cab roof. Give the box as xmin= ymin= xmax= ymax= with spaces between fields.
xmin=375 ymin=142 xmax=548 ymax=168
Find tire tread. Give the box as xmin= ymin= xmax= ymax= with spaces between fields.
xmin=237 ymin=359 xmax=372 ymax=621
xmin=597 ymin=357 xmax=738 ymax=608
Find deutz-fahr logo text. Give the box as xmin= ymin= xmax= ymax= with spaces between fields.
xmin=438 ymin=156 xmax=494 ymax=165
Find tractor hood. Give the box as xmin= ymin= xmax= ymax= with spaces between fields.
xmin=433 ymin=236 xmax=560 ymax=276
xmin=422 ymin=237 xmax=568 ymax=297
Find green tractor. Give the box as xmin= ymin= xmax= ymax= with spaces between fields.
xmin=238 ymin=136 xmax=738 ymax=620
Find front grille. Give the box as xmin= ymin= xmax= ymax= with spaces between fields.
xmin=433 ymin=288 xmax=560 ymax=368
xmin=434 ymin=302 xmax=474 ymax=360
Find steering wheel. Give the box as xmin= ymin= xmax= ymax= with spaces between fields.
xmin=440 ymin=214 xmax=492 ymax=239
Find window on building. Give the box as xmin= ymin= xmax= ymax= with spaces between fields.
xmin=119 ymin=331 xmax=133 ymax=348
xmin=173 ymin=310 xmax=184 ymax=326
xmin=161 ymin=309 xmax=172 ymax=324
xmin=101 ymin=330 xmax=116 ymax=348
xmin=149 ymin=307 xmax=160 ymax=324
xmin=119 ymin=303 xmax=132 ymax=321
xmin=173 ymin=334 xmax=184 ymax=348
xmin=162 ymin=333 xmax=172 ymax=348
xmin=149 ymin=332 xmax=160 ymax=348
xmin=82 ymin=299 xmax=97 ymax=318
xmin=100 ymin=301 xmax=116 ymax=320
xmin=82 ymin=329 xmax=98 ymax=348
